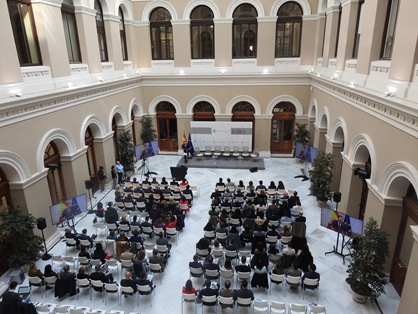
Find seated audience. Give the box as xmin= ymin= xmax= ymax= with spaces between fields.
xmin=79 ymin=246 xmax=91 ymax=259
xmin=182 ymin=279 xmax=197 ymax=295
xmin=78 ymin=228 xmax=96 ymax=248
xmin=302 ymin=263 xmax=320 ymax=289
xmin=120 ymin=271 xmax=137 ymax=294
xmin=90 ymin=264 xmax=114 ymax=284
xmin=77 ymin=267 xmax=90 ymax=280
xmin=93 ymin=242 xmax=107 ymax=264
xmin=59 ymin=265 xmax=75 ymax=280
xmin=235 ymin=256 xmax=251 ymax=273
xmin=234 ymin=279 xmax=254 ymax=302
xmin=44 ymin=264 xmax=58 ymax=278
xmin=219 ymin=280 xmax=235 ymax=308
xmin=198 ymin=280 xmax=219 ymax=305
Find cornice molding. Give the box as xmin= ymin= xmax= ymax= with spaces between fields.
xmin=311 ymin=78 xmax=418 ymax=138
xmin=213 ymin=18 xmax=233 ymax=24
xmin=94 ymin=132 xmax=114 ymax=143
xmin=9 ymin=169 xmax=48 ymax=190
xmin=31 ymin=0 xmax=62 ymax=7
xmin=74 ymin=6 xmax=96 ymax=16
xmin=60 ymin=147 xmax=88 ymax=162
xmin=368 ymin=183 xmax=403 ymax=207
xmin=103 ymin=14 xmax=119 ymax=23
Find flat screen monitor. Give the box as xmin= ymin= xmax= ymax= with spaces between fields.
xmin=135 ymin=140 xmax=159 ymax=161
xmin=49 ymin=193 xmax=88 ymax=225
xmin=295 ymin=142 xmax=317 ymax=163
xmin=320 ymin=206 xmax=363 ymax=237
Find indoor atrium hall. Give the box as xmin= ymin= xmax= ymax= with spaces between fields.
xmin=0 ymin=0 xmax=417 ymax=314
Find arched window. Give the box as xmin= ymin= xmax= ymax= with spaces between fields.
xmin=275 ymin=2 xmax=303 ymax=58
xmin=119 ymin=7 xmax=128 ymax=61
xmin=233 ymin=4 xmax=258 ymax=58
xmin=271 ymin=102 xmax=296 ymax=154
xmin=62 ymin=0 xmax=81 ymax=63
xmin=150 ymin=8 xmax=173 ymax=60
xmin=7 ymin=0 xmax=42 ymax=66
xmin=190 ymin=5 xmax=214 ymax=59
xmin=157 ymin=102 xmax=178 ymax=151
xmin=95 ymin=0 xmax=108 ymax=62
xmin=193 ymin=101 xmax=215 ymax=121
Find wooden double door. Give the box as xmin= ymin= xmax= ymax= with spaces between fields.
xmin=271 ymin=115 xmax=294 ymax=154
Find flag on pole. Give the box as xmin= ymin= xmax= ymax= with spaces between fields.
xmin=188 ymin=133 xmax=195 ymax=155
xmin=182 ymin=132 xmax=187 ymax=145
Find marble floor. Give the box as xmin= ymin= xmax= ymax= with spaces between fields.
xmin=23 ymin=155 xmax=400 ymax=313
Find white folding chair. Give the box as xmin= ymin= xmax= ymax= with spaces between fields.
xmin=302 ymin=278 xmax=319 ymax=301
xmin=253 ymin=299 xmax=269 ymax=313
xmin=270 ymin=301 xmax=287 ymax=314
xmin=149 ymin=263 xmax=164 ymax=284
xmin=136 ymin=284 xmax=154 ymax=307
xmin=236 ymin=297 xmax=253 ymax=310
xmin=76 ymin=278 xmax=90 ymax=300
xmin=289 ymin=303 xmax=307 ymax=314
xmin=104 ymin=283 xmax=119 ymax=306
xmin=270 ymin=273 xmax=285 ymax=296
xmin=65 ymin=238 xmax=78 ymax=255
xmin=309 ymin=305 xmax=326 ymax=314
xmin=28 ymin=276 xmax=43 ymax=298
xmin=286 ymin=275 xmax=302 ymax=298
xmin=182 ymin=293 xmax=197 ymax=314
xmin=120 ymin=286 xmax=135 ymax=309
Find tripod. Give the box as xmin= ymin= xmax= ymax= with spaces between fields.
xmin=137 ymin=159 xmax=158 ymax=182
xmin=40 ymin=229 xmax=52 ymax=260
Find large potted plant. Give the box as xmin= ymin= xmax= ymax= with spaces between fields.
xmin=293 ymin=122 xmax=310 ymax=160
xmin=308 ymin=150 xmax=335 ymax=206
xmin=346 ymin=217 xmax=390 ymax=303
xmin=140 ymin=114 xmax=157 ymax=144
xmin=118 ymin=130 xmax=136 ymax=175
xmin=0 ymin=200 xmax=43 ymax=268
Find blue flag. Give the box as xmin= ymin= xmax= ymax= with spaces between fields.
xmin=187 ymin=133 xmax=195 ymax=155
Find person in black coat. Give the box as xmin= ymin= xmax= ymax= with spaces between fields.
xmin=89 ymin=264 xmax=114 ymax=284
xmin=120 ymin=271 xmax=137 ymax=294
xmin=234 ymin=279 xmax=254 ymax=302
xmin=198 ymin=280 xmax=219 ymax=305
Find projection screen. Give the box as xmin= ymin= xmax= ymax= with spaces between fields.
xmin=190 ymin=121 xmax=252 ymax=151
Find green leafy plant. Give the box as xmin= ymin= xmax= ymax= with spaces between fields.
xmin=140 ymin=115 xmax=157 ymax=144
xmin=0 ymin=200 xmax=43 ymax=268
xmin=308 ymin=150 xmax=335 ymax=201
xmin=293 ymin=122 xmax=310 ymax=157
xmin=346 ymin=217 xmax=390 ymax=300
xmin=118 ymin=130 xmax=136 ymax=172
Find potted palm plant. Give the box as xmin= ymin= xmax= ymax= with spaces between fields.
xmin=293 ymin=122 xmax=310 ymax=161
xmin=118 ymin=130 xmax=136 ymax=176
xmin=140 ymin=114 xmax=157 ymax=143
xmin=308 ymin=150 xmax=334 ymax=206
xmin=0 ymin=200 xmax=43 ymax=268
xmin=346 ymin=217 xmax=390 ymax=303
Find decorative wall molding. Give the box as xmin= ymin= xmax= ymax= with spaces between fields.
xmin=21 ymin=66 xmax=51 ymax=80
xmin=70 ymin=64 xmax=89 ymax=75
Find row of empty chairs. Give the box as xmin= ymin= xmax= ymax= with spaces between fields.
xmin=194 ymin=146 xmax=258 ymax=159
xmin=181 ymin=294 xmax=326 ymax=314
xmin=35 ymin=301 xmax=144 ymax=313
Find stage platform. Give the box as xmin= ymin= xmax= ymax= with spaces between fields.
xmin=176 ymin=156 xmax=265 ymax=170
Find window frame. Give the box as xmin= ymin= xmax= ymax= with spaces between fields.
xmin=232 ymin=4 xmax=258 ymax=59
xmin=275 ymin=2 xmax=303 ymax=58
xmin=118 ymin=7 xmax=128 ymax=61
xmin=61 ymin=3 xmax=82 ymax=63
xmin=95 ymin=0 xmax=108 ymax=62
xmin=149 ymin=7 xmax=173 ymax=60
xmin=352 ymin=0 xmax=365 ymax=59
xmin=7 ymin=0 xmax=42 ymax=66
xmin=380 ymin=0 xmax=400 ymax=60
xmin=190 ymin=5 xmax=215 ymax=59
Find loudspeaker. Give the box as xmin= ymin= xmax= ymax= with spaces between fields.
xmin=37 ymin=217 xmax=47 ymax=230
xmin=333 ymin=192 xmax=342 ymax=203
xmin=180 ymin=165 xmax=188 ymax=170
xmin=170 ymin=166 xmax=188 ymax=180
xmin=85 ymin=180 xmax=93 ymax=190
xmin=249 ymin=167 xmax=258 ymax=173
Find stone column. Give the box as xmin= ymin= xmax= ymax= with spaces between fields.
xmin=104 ymin=14 xmax=123 ymax=71
xmin=325 ymin=136 xmax=343 ymax=193
xmin=75 ymin=6 xmax=102 ymax=73
xmin=93 ymin=133 xmax=116 ymax=188
xmin=313 ymin=124 xmax=327 ymax=151
xmin=312 ymin=13 xmax=326 ymax=65
xmin=214 ymin=18 xmax=233 ymax=67
xmin=397 ymin=226 xmax=418 ymax=313
xmin=32 ymin=0 xmax=71 ymax=77
xmin=136 ymin=22 xmax=152 ymax=69
xmin=300 ymin=16 xmax=317 ymax=66
xmin=338 ymin=155 xmax=364 ymax=217
xmin=336 ymin=0 xmax=359 ymax=71
xmin=172 ymin=20 xmax=191 ymax=68
xmin=254 ymin=114 xmax=273 ymax=157
xmin=0 ymin=1 xmax=23 ymax=83
xmin=256 ymin=17 xmax=276 ymax=67
xmin=322 ymin=6 xmax=341 ymax=67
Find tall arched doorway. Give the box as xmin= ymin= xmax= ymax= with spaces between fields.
xmin=156 ymin=102 xmax=178 ymax=151
xmin=270 ymin=102 xmax=295 ymax=154
xmin=391 ymin=184 xmax=418 ymax=296
xmin=85 ymin=127 xmax=99 ymax=194
xmin=44 ymin=142 xmax=66 ymax=205
xmin=193 ymin=101 xmax=215 ymax=121
xmin=232 ymin=101 xmax=255 ymax=148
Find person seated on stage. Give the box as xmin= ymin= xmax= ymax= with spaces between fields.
xmin=65 ymin=227 xmax=80 ymax=248
xmin=182 ymin=185 xmax=193 ymax=204
xmin=78 ymin=228 xmax=96 ymax=248
xmin=216 ymin=178 xmax=225 ymax=188
xmin=79 ymin=246 xmax=91 ymax=259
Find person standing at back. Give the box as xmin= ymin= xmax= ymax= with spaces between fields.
xmin=98 ymin=166 xmax=107 ymax=193
xmin=115 ymin=160 xmax=124 ymax=185
xmin=111 ymin=165 xmax=117 ymax=189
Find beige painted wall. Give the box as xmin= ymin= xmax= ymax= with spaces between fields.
xmin=257 ymin=19 xmax=276 ymax=66
xmin=105 ymin=19 xmax=124 ymax=71
xmin=173 ymin=22 xmax=191 ymax=67
xmin=214 ymin=20 xmax=232 ymax=67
